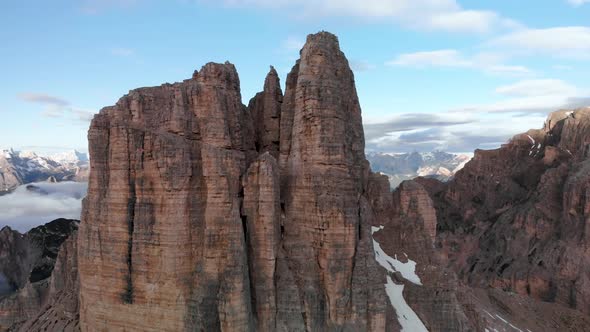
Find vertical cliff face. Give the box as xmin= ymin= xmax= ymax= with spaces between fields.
xmin=79 ymin=62 xmax=255 ymax=331
xmin=278 ymin=32 xmax=385 ymax=330
xmin=417 ymin=108 xmax=590 ymax=318
xmin=241 ymin=153 xmax=281 ymax=331
xmin=248 ymin=67 xmax=283 ymax=159
xmin=78 ymin=31 xmax=387 ymax=331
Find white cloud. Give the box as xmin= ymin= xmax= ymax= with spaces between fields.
xmin=387 ymin=49 xmax=531 ymax=76
xmin=388 ymin=50 xmax=471 ymax=68
xmin=0 ymin=182 xmax=87 ymax=233
xmin=364 ymin=78 xmax=590 ymax=153
xmin=495 ymin=79 xmax=579 ymax=97
xmin=221 ymin=0 xmax=518 ymax=33
xmin=567 ymin=0 xmax=590 ymax=6
xmin=18 ymin=93 xmax=70 ymax=107
xmin=487 ymin=27 xmax=590 ymax=59
xmin=364 ymin=112 xmax=545 ymax=153
xmin=451 ymin=79 xmax=587 ymax=114
xmin=18 ymin=92 xmax=95 ymax=123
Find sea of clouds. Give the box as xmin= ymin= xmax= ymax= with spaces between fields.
xmin=0 ymin=182 xmax=87 ymax=233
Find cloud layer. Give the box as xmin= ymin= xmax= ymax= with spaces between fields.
xmin=387 ymin=49 xmax=531 ymax=76
xmin=18 ymin=93 xmax=94 ymax=123
xmin=221 ymin=0 xmax=517 ymax=33
xmin=487 ymin=27 xmax=590 ymax=59
xmin=363 ymin=76 xmax=590 ymax=153
xmin=567 ymin=0 xmax=590 ymax=6
xmin=0 ymin=182 xmax=87 ymax=233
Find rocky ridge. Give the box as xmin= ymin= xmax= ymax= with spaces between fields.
xmin=0 ymin=219 xmax=79 ymax=331
xmin=420 ymin=108 xmax=590 ymax=315
xmin=376 ymin=107 xmax=590 ymax=331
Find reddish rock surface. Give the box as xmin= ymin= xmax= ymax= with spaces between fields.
xmin=79 ymin=61 xmax=255 ymax=331
xmin=78 ymin=31 xmax=387 ymax=331
xmin=248 ymin=67 xmax=283 ymax=159
xmin=386 ymin=108 xmax=590 ymax=331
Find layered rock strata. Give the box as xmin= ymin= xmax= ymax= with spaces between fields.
xmin=78 ymin=32 xmax=388 ymax=331
xmin=411 ymin=108 xmax=590 ymax=320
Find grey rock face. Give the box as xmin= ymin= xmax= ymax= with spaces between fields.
xmin=0 ymin=219 xmax=79 ymax=331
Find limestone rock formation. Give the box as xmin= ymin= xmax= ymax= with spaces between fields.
xmin=278 ymin=31 xmax=386 ymax=331
xmin=78 ymin=31 xmax=388 ymax=331
xmin=424 ymin=108 xmax=590 ymax=314
xmin=0 ymin=219 xmax=79 ymax=331
xmin=248 ymin=67 xmax=282 ymax=159
xmin=370 ymin=156 xmax=590 ymax=331
xmin=79 ymin=61 xmax=255 ymax=331
xmin=368 ymin=174 xmax=473 ymax=331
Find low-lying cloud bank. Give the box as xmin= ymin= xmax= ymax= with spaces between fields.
xmin=0 ymin=182 xmax=87 ymax=233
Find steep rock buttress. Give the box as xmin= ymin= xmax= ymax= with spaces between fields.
xmin=78 ymin=32 xmax=387 ymax=331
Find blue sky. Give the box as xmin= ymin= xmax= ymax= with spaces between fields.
xmin=1 ymin=0 xmax=589 ymax=153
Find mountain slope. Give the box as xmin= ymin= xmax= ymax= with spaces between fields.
xmin=413 ymin=108 xmax=590 ymax=317
xmin=0 ymin=149 xmax=88 ymax=193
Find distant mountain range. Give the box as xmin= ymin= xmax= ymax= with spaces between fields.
xmin=0 ymin=149 xmax=89 ymax=193
xmin=366 ymin=151 xmax=472 ymax=188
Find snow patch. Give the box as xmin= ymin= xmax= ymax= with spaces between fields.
xmin=371 ymin=225 xmax=384 ymax=235
xmin=525 ymin=135 xmax=535 ymax=145
xmin=373 ymin=237 xmax=422 ymax=285
xmin=384 ymin=276 xmax=428 ymax=332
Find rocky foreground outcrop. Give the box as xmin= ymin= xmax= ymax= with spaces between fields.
xmin=0 ymin=219 xmax=79 ymax=331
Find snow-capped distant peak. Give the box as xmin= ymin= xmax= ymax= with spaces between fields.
xmin=367 ymin=151 xmax=473 ymax=188
xmin=0 ymin=148 xmax=89 ymax=191
xmin=18 ymin=151 xmax=39 ymax=159
xmin=2 ymin=148 xmax=15 ymax=159
xmin=49 ymin=150 xmax=89 ymax=165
